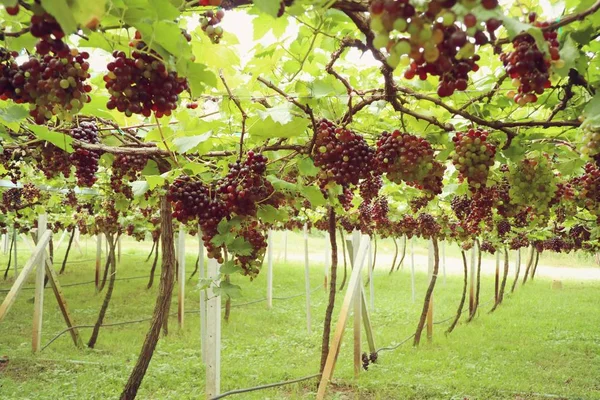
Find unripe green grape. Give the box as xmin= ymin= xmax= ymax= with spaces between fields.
xmin=370 ymin=16 xmax=385 ymax=33
xmin=387 ymin=52 xmax=401 ymax=68
xmin=373 ymin=34 xmax=389 ymax=49
xmin=393 ymin=18 xmax=407 ymax=32
xmin=394 ymin=40 xmax=412 ymax=55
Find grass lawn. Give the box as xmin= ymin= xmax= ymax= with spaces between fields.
xmin=0 ymin=236 xmax=599 ymax=399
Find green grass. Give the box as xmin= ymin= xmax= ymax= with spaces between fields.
xmin=0 ymin=236 xmax=599 ymax=399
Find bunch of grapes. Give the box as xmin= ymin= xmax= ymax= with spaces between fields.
xmin=94 ymin=201 xmax=120 ymax=235
xmin=544 ymin=236 xmax=567 ymax=253
xmin=111 ymin=154 xmax=149 ymax=196
xmin=573 ymin=163 xmax=600 ymax=217
xmin=69 ymin=122 xmax=101 ymax=187
xmin=358 ymin=201 xmax=374 ymax=235
xmin=502 ymin=13 xmax=562 ymax=105
xmin=200 ymin=9 xmax=225 ymax=43
xmin=417 ymin=213 xmax=440 ymax=239
xmin=451 ymin=195 xmax=471 ymax=220
xmin=509 ymin=234 xmax=529 ymax=250
xmin=508 ymin=156 xmax=557 ymax=214
xmin=452 ymin=128 xmax=496 ymax=189
xmin=312 ymin=120 xmax=375 ymax=190
xmin=168 ymin=176 xmax=229 ymax=261
xmin=569 ymin=225 xmax=591 ymax=249
xmin=65 ymin=189 xmax=78 ymax=207
xmin=7 ymin=43 xmax=91 ymax=123
xmin=480 ymin=240 xmax=496 ymax=254
xmin=0 ymin=48 xmax=19 ymax=100
xmin=359 ymin=173 xmax=382 ymax=202
xmin=216 ymin=152 xmax=274 ymax=217
xmin=104 ymin=49 xmax=188 ymax=118
xmin=409 ymin=195 xmax=430 ymax=212
xmin=372 ymin=197 xmax=389 ymax=225
xmin=1 ymin=188 xmax=22 ymax=212
xmin=0 ymin=148 xmax=24 ymax=183
xmin=235 ymin=222 xmax=268 ymax=278
xmin=338 ymin=186 xmax=354 ymax=211
xmin=29 ymin=11 xmax=64 ymax=40
xmin=397 ymin=214 xmax=418 ymax=238
xmin=40 ymin=144 xmax=71 ymax=179
xmin=493 ymin=180 xmax=512 ymax=217
xmin=512 ymin=207 xmax=531 ymax=228
xmin=375 ymin=130 xmax=444 ymax=196
xmin=581 ymin=124 xmax=600 ymax=159
xmin=339 ymin=216 xmax=358 ymax=233
xmin=462 ymin=186 xmax=496 ymax=234
xmin=496 ymin=219 xmax=511 ymax=238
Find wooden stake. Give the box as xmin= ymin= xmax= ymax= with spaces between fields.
xmin=441 ymin=241 xmax=446 ymax=285
xmin=469 ymin=240 xmax=476 ymax=314
xmin=360 ymin=287 xmax=376 ymax=354
xmin=198 ymin=225 xmax=207 ymax=364
xmin=55 ymin=230 xmax=68 ymax=251
xmin=316 ymin=235 xmax=369 ymax=400
xmin=2 ymin=233 xmax=7 ymax=254
xmin=303 ymin=224 xmax=312 ymax=334
xmin=205 ymin=258 xmax=221 ymax=399
xmin=0 ymin=230 xmax=51 ymax=323
xmin=95 ymin=233 xmax=102 ymax=292
xmin=117 ymin=235 xmax=122 ymax=264
xmin=32 ymin=214 xmax=48 ymax=353
xmin=267 ymin=230 xmax=273 ymax=309
xmin=410 ymin=237 xmax=415 ymax=303
xmin=73 ymin=227 xmax=83 ymax=256
xmin=351 ymin=231 xmax=362 ymax=378
xmin=44 ymin=255 xmax=82 ymax=348
xmin=178 ymin=224 xmax=186 ymax=329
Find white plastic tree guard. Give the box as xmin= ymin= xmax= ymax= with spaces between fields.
xmin=267 ymin=230 xmax=273 ymax=309
xmin=303 ymin=223 xmax=312 ymax=334
xmin=410 ymin=237 xmax=416 ymax=303
xmin=205 ymin=258 xmax=221 ymax=399
xmin=32 ymin=214 xmax=47 ymax=352
xmin=178 ymin=224 xmax=186 ymax=329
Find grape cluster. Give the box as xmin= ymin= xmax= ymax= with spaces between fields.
xmin=451 ymin=195 xmax=471 ymax=220
xmin=1 ymin=188 xmax=22 ymax=212
xmin=452 ymin=128 xmax=496 ymax=189
xmin=0 ymin=148 xmax=24 ymax=183
xmin=569 ymin=225 xmax=591 ymax=249
xmin=376 ymin=130 xmax=444 ymax=196
xmin=29 ymin=12 xmax=64 ymax=40
xmin=312 ymin=120 xmax=375 ymax=190
xmin=496 ymin=219 xmax=511 ymax=238
xmin=358 ymin=201 xmax=374 ymax=235
xmin=1 ymin=42 xmax=91 ymax=123
xmin=544 ymin=236 xmax=567 ymax=253
xmin=200 ymin=9 xmax=225 ymax=43
xmin=372 ymin=197 xmax=389 ymax=225
xmin=509 ymin=234 xmax=529 ymax=250
xmin=235 ymin=222 xmax=268 ymax=278
xmin=70 ymin=122 xmax=101 ymax=187
xmin=104 ymin=49 xmax=188 ymax=118
xmin=574 ymin=163 xmax=600 ymax=217
xmin=369 ymin=0 xmax=499 ymax=96
xmin=509 ymin=156 xmax=557 ymax=215
xmin=40 ymin=144 xmax=71 ymax=179
xmin=417 ymin=213 xmax=440 ymax=239
xmin=338 ymin=186 xmax=354 ymax=211
xmin=398 ymin=214 xmax=418 ymax=238
xmin=111 ymin=154 xmax=149 ymax=196
xmin=502 ymin=14 xmax=562 ymax=105
xmin=409 ymin=195 xmax=430 ymax=212
xmin=359 ymin=173 xmax=383 ymax=202
xmin=462 ymin=186 xmax=496 ymax=234
xmin=581 ymin=125 xmax=600 ymax=159
xmin=480 ymin=240 xmax=496 ymax=254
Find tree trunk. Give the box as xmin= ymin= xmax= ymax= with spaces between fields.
xmin=389 ymin=237 xmax=398 ymax=275
xmin=3 ymin=231 xmax=14 ymax=280
xmin=147 ymin=237 xmax=160 ymax=289
xmin=530 ymin=250 xmax=540 ymax=280
xmin=59 ymin=229 xmax=76 ymax=274
xmin=467 ymin=240 xmax=482 ymax=322
xmin=145 ymin=239 xmax=156 ymax=262
xmin=88 ymin=233 xmax=118 ymax=348
xmin=338 ymin=228 xmax=347 ymax=292
xmin=491 ymin=247 xmax=510 ymax=312
xmin=120 ymin=195 xmax=176 ymax=400
xmin=446 ymin=250 xmax=468 ymax=334
xmin=320 ymin=207 xmax=338 ymax=373
xmin=189 ymin=254 xmax=199 ymax=279
xmin=511 ymin=248 xmax=522 ymax=293
xmin=413 ymin=238 xmax=439 ymax=346
xmin=522 ymin=246 xmax=535 ymax=285
xmin=395 ymin=235 xmax=407 ymax=271
xmin=97 ymin=250 xmax=112 ymax=292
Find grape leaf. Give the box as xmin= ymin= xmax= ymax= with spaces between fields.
xmin=29 ymin=125 xmax=74 ymax=153
xmin=173 ymin=133 xmax=212 ymax=154
xmin=253 ymin=0 xmax=281 ymax=17
xmin=41 ymin=0 xmax=78 ymax=35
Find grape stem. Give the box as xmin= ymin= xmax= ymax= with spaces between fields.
xmin=219 ymin=70 xmax=247 ymax=160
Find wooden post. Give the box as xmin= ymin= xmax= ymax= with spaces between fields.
xmin=495 ymin=250 xmax=500 ymax=303
xmin=441 ymin=241 xmax=446 ymax=285
xmin=117 ymin=235 xmax=122 ymax=264
xmin=20 ymin=234 xmax=34 ymax=252
xmin=0 ymin=230 xmax=51 ymax=323
xmin=410 ymin=237 xmax=415 ymax=303
xmin=198 ymin=226 xmax=207 ymax=364
xmin=205 ymin=258 xmax=221 ymax=399
xmin=32 ymin=214 xmax=48 ymax=353
xmin=266 ymin=230 xmax=273 ymax=309
xmin=323 ymin=236 xmax=329 ymax=291
xmin=469 ymin=240 xmax=476 ymax=314
xmin=303 ymin=224 xmax=312 ymax=334
xmin=316 ymin=235 xmax=369 ymax=400
xmin=178 ymin=224 xmax=185 ymax=329
xmin=368 ymin=237 xmax=374 ymax=311
xmin=95 ymin=233 xmax=102 ymax=292
xmin=426 ymin=239 xmax=434 ymax=343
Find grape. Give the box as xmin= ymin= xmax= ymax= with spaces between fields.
xmin=200 ymin=8 xmax=225 ymax=43
xmin=29 ymin=12 xmax=64 ymax=40
xmin=40 ymin=144 xmax=71 ymax=179
xmin=417 ymin=213 xmax=440 ymax=239
xmin=508 ymin=156 xmax=558 ymax=215
xmin=451 ymin=195 xmax=471 ymax=220
xmin=375 ymin=130 xmax=445 ymax=196
xmin=509 ymin=234 xmax=529 ymax=250
xmin=111 ymin=154 xmax=149 ymax=196
xmin=572 ymin=163 xmax=600 ymax=217
xmin=312 ymin=119 xmax=375 ymax=190
xmin=104 ymin=48 xmax=188 ymax=118
xmin=235 ymin=222 xmax=268 ymax=279
xmin=359 ymin=173 xmax=383 ymax=202
xmin=69 ymin=122 xmax=101 ymax=187
xmin=451 ymin=128 xmax=496 ymax=190
xmin=581 ymin=125 xmax=600 ymax=158
xmin=480 ymin=240 xmax=496 ymax=254
xmin=372 ymin=197 xmax=389 ymax=225
xmin=497 ymin=219 xmax=511 ymax=238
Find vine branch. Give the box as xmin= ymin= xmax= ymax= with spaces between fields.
xmin=220 ymin=70 xmax=248 ymax=159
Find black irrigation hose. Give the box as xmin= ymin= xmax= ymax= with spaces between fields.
xmin=209 ymin=373 xmax=322 ymax=400
xmin=230 ymin=284 xmax=322 ymax=308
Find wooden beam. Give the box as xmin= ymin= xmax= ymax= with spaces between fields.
xmin=32 ymin=214 xmax=48 ymax=353
xmin=316 ymin=235 xmax=369 ymax=400
xmin=44 ymin=256 xmax=83 ymax=348
xmin=0 ymin=230 xmax=51 ymax=323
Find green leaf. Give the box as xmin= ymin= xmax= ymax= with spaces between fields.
xmin=267 ymin=176 xmax=297 ymax=192
xmin=220 ymin=260 xmax=242 ymax=274
xmin=29 ymin=125 xmax=74 ymax=153
xmin=582 ymin=93 xmax=600 ymax=127
xmin=301 ymin=185 xmax=326 ymax=207
xmin=173 ymin=133 xmax=212 ymax=154
xmin=298 ymin=157 xmax=319 ymax=177
xmin=253 ymin=0 xmax=281 ymax=17
xmin=185 ymin=62 xmax=218 ymax=97
xmin=500 ymin=16 xmax=548 ymax=54
xmin=0 ymin=105 xmax=28 ymax=123
xmin=145 ymin=175 xmax=165 ymax=190
xmin=217 ymin=281 xmax=242 ymax=298
xmin=554 ymin=34 xmax=580 ymax=77
xmin=228 ymin=237 xmax=253 ymax=256
xmin=248 ymin=115 xmax=310 ymax=139
xmin=41 ymin=0 xmax=78 ymax=34
xmin=257 ymin=204 xmax=287 ymax=223
xmin=257 ymin=104 xmax=293 ymax=124
xmin=131 ymin=181 xmax=150 ymax=197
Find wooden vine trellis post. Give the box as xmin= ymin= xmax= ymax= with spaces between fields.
xmin=0 ymin=214 xmax=82 ymax=351
xmin=316 ymin=232 xmax=374 ymax=399
xmin=205 ymin=258 xmax=221 ymax=399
